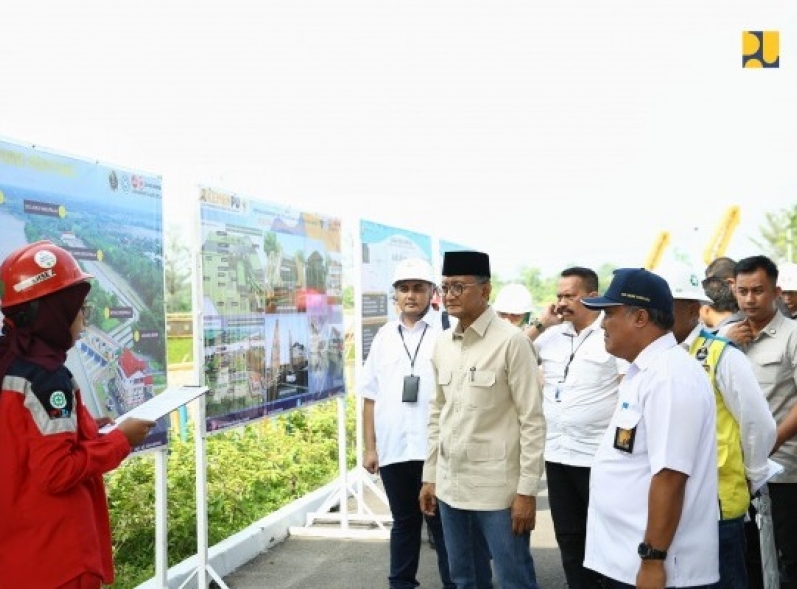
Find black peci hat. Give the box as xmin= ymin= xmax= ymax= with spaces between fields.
xmin=441 ymin=251 xmax=491 ymax=277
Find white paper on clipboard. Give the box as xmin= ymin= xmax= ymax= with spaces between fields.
xmin=100 ymin=385 xmax=208 ymax=433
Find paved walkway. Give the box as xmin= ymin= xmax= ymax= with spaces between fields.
xmin=165 ymin=367 xmax=566 ymax=588
xmin=222 ymin=475 xmax=566 ymax=589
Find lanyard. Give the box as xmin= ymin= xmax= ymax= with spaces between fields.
xmin=398 ymin=324 xmax=428 ymax=376
xmin=558 ymin=330 xmax=593 ymax=383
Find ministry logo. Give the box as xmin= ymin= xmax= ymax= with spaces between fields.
xmin=743 ymin=31 xmax=779 ymax=68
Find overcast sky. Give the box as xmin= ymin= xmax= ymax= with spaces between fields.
xmin=2 ymin=0 xmax=795 ymax=278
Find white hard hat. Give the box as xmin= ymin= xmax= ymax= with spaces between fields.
xmin=657 ymin=262 xmax=710 ymax=302
xmin=493 ymin=283 xmax=533 ymax=314
xmin=777 ymin=262 xmax=797 ymax=291
xmin=392 ymin=258 xmax=435 ymax=286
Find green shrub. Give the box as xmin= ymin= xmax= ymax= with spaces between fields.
xmin=106 ymin=395 xmax=357 ymax=588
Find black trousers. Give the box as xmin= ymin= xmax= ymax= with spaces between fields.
xmin=380 ymin=460 xmax=455 ymax=589
xmin=546 ymin=461 xmax=602 ymax=589
xmin=770 ymin=482 xmax=797 ymax=589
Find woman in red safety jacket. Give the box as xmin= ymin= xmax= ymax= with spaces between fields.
xmin=0 ymin=241 xmax=155 ymax=589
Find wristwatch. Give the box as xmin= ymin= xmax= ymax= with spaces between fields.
xmin=532 ymin=320 xmax=545 ymax=333
xmin=638 ymin=542 xmax=667 ymax=560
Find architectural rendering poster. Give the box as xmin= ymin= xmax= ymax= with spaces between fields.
xmin=0 ymin=138 xmax=168 ymax=452
xmin=199 ymin=188 xmax=345 ymax=433
xmin=359 ymin=219 xmax=432 ymax=361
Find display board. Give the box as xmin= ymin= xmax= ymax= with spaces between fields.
xmin=0 ymin=138 xmax=168 ymax=451
xmin=359 ymin=220 xmax=432 ymax=361
xmin=437 ymin=238 xmax=473 ymax=272
xmin=198 ymin=187 xmax=345 ymax=433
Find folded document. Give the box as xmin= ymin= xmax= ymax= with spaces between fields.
xmin=99 ymin=385 xmax=208 ymax=434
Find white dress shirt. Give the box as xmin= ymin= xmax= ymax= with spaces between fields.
xmin=358 ymin=309 xmax=441 ymax=467
xmin=535 ymin=314 xmax=628 ymax=467
xmin=585 ymin=333 xmax=719 ymax=586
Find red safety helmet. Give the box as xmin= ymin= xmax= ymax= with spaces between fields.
xmin=0 ymin=241 xmax=94 ymax=309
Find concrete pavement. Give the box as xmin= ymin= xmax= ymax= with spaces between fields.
xmin=161 ymin=366 xmax=567 ymax=588
xmin=222 ymin=475 xmax=566 ymax=589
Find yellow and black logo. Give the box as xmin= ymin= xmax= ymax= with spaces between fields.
xmin=743 ymin=31 xmax=779 ymax=68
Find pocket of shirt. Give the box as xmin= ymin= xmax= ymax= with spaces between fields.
xmin=437 ymin=370 xmax=453 ymax=401
xmin=566 ymin=351 xmax=614 ymax=385
xmin=752 ymin=352 xmax=782 ymax=386
xmin=465 ymin=442 xmax=507 ymax=486
xmin=614 ymin=407 xmax=642 ymax=430
xmin=466 ymin=370 xmax=496 ymax=409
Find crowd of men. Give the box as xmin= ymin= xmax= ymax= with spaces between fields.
xmin=359 ymin=249 xmax=797 ymax=589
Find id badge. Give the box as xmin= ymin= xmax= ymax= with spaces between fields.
xmin=613 ymin=426 xmax=636 ymax=453
xmin=402 ymin=375 xmax=420 ymax=402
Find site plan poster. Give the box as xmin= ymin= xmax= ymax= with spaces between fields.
xmin=199 ymin=188 xmax=345 ymax=434
xmin=0 ymin=138 xmax=168 ymax=452
xmin=359 ymin=219 xmax=432 ymax=361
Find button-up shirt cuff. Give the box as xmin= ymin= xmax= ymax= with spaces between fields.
xmin=517 ymin=476 xmax=540 ymax=497
xmin=422 ymin=465 xmax=437 ymax=483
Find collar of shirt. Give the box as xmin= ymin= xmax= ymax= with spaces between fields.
xmin=754 ymin=311 xmax=788 ymax=340
xmin=452 ymin=306 xmax=494 ymax=339
xmin=681 ymin=323 xmax=706 ymax=350
xmin=628 ymin=332 xmax=678 ymax=377
xmin=577 ymin=312 xmax=605 ymax=338
xmin=399 ymin=307 xmax=437 ymax=333
xmin=552 ymin=311 xmax=604 ymax=339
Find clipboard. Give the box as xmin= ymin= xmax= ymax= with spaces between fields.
xmin=100 ymin=385 xmax=209 ymax=433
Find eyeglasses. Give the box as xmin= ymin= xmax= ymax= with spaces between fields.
xmin=440 ymin=282 xmax=479 ymax=297
xmin=81 ymin=303 xmax=93 ymax=321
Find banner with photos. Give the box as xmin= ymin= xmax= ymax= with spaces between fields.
xmin=0 ymin=138 xmax=167 ymax=452
xmin=199 ymin=188 xmax=345 ymax=434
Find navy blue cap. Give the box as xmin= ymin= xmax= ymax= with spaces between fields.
xmin=582 ymin=268 xmax=673 ymax=314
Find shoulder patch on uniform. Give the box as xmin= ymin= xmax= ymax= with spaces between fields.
xmin=34 ymin=387 xmax=74 ymax=419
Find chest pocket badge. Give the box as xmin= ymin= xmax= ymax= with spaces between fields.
xmin=613 ymin=405 xmax=641 ymax=454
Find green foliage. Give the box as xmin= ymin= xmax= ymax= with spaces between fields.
xmin=106 ymin=395 xmax=357 ymax=589
xmin=167 ymin=337 xmax=194 ymax=364
xmin=755 ymin=205 xmax=797 ymax=263
xmin=595 ymin=263 xmax=617 ymax=296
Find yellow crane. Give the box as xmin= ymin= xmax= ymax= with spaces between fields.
xmin=703 ymin=205 xmax=741 ymax=266
xmin=644 ymin=231 xmax=671 ymax=270
xmin=644 ymin=206 xmax=740 ymax=270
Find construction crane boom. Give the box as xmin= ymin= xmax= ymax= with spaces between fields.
xmin=703 ymin=206 xmax=741 ymax=266
xmin=644 ymin=231 xmax=671 ymax=270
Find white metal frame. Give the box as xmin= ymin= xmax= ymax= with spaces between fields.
xmin=289 ymin=217 xmax=391 ymax=539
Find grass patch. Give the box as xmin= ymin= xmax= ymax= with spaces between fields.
xmin=167 ymin=338 xmax=194 ymax=364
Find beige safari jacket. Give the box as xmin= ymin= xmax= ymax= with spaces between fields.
xmin=424 ymin=306 xmax=546 ymax=510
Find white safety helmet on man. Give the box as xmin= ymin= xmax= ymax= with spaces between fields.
xmin=777 ymin=262 xmax=797 ymax=291
xmin=657 ymin=262 xmax=710 ymax=302
xmin=493 ymin=283 xmax=533 ymax=314
xmin=392 ymin=258 xmax=436 ymax=286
